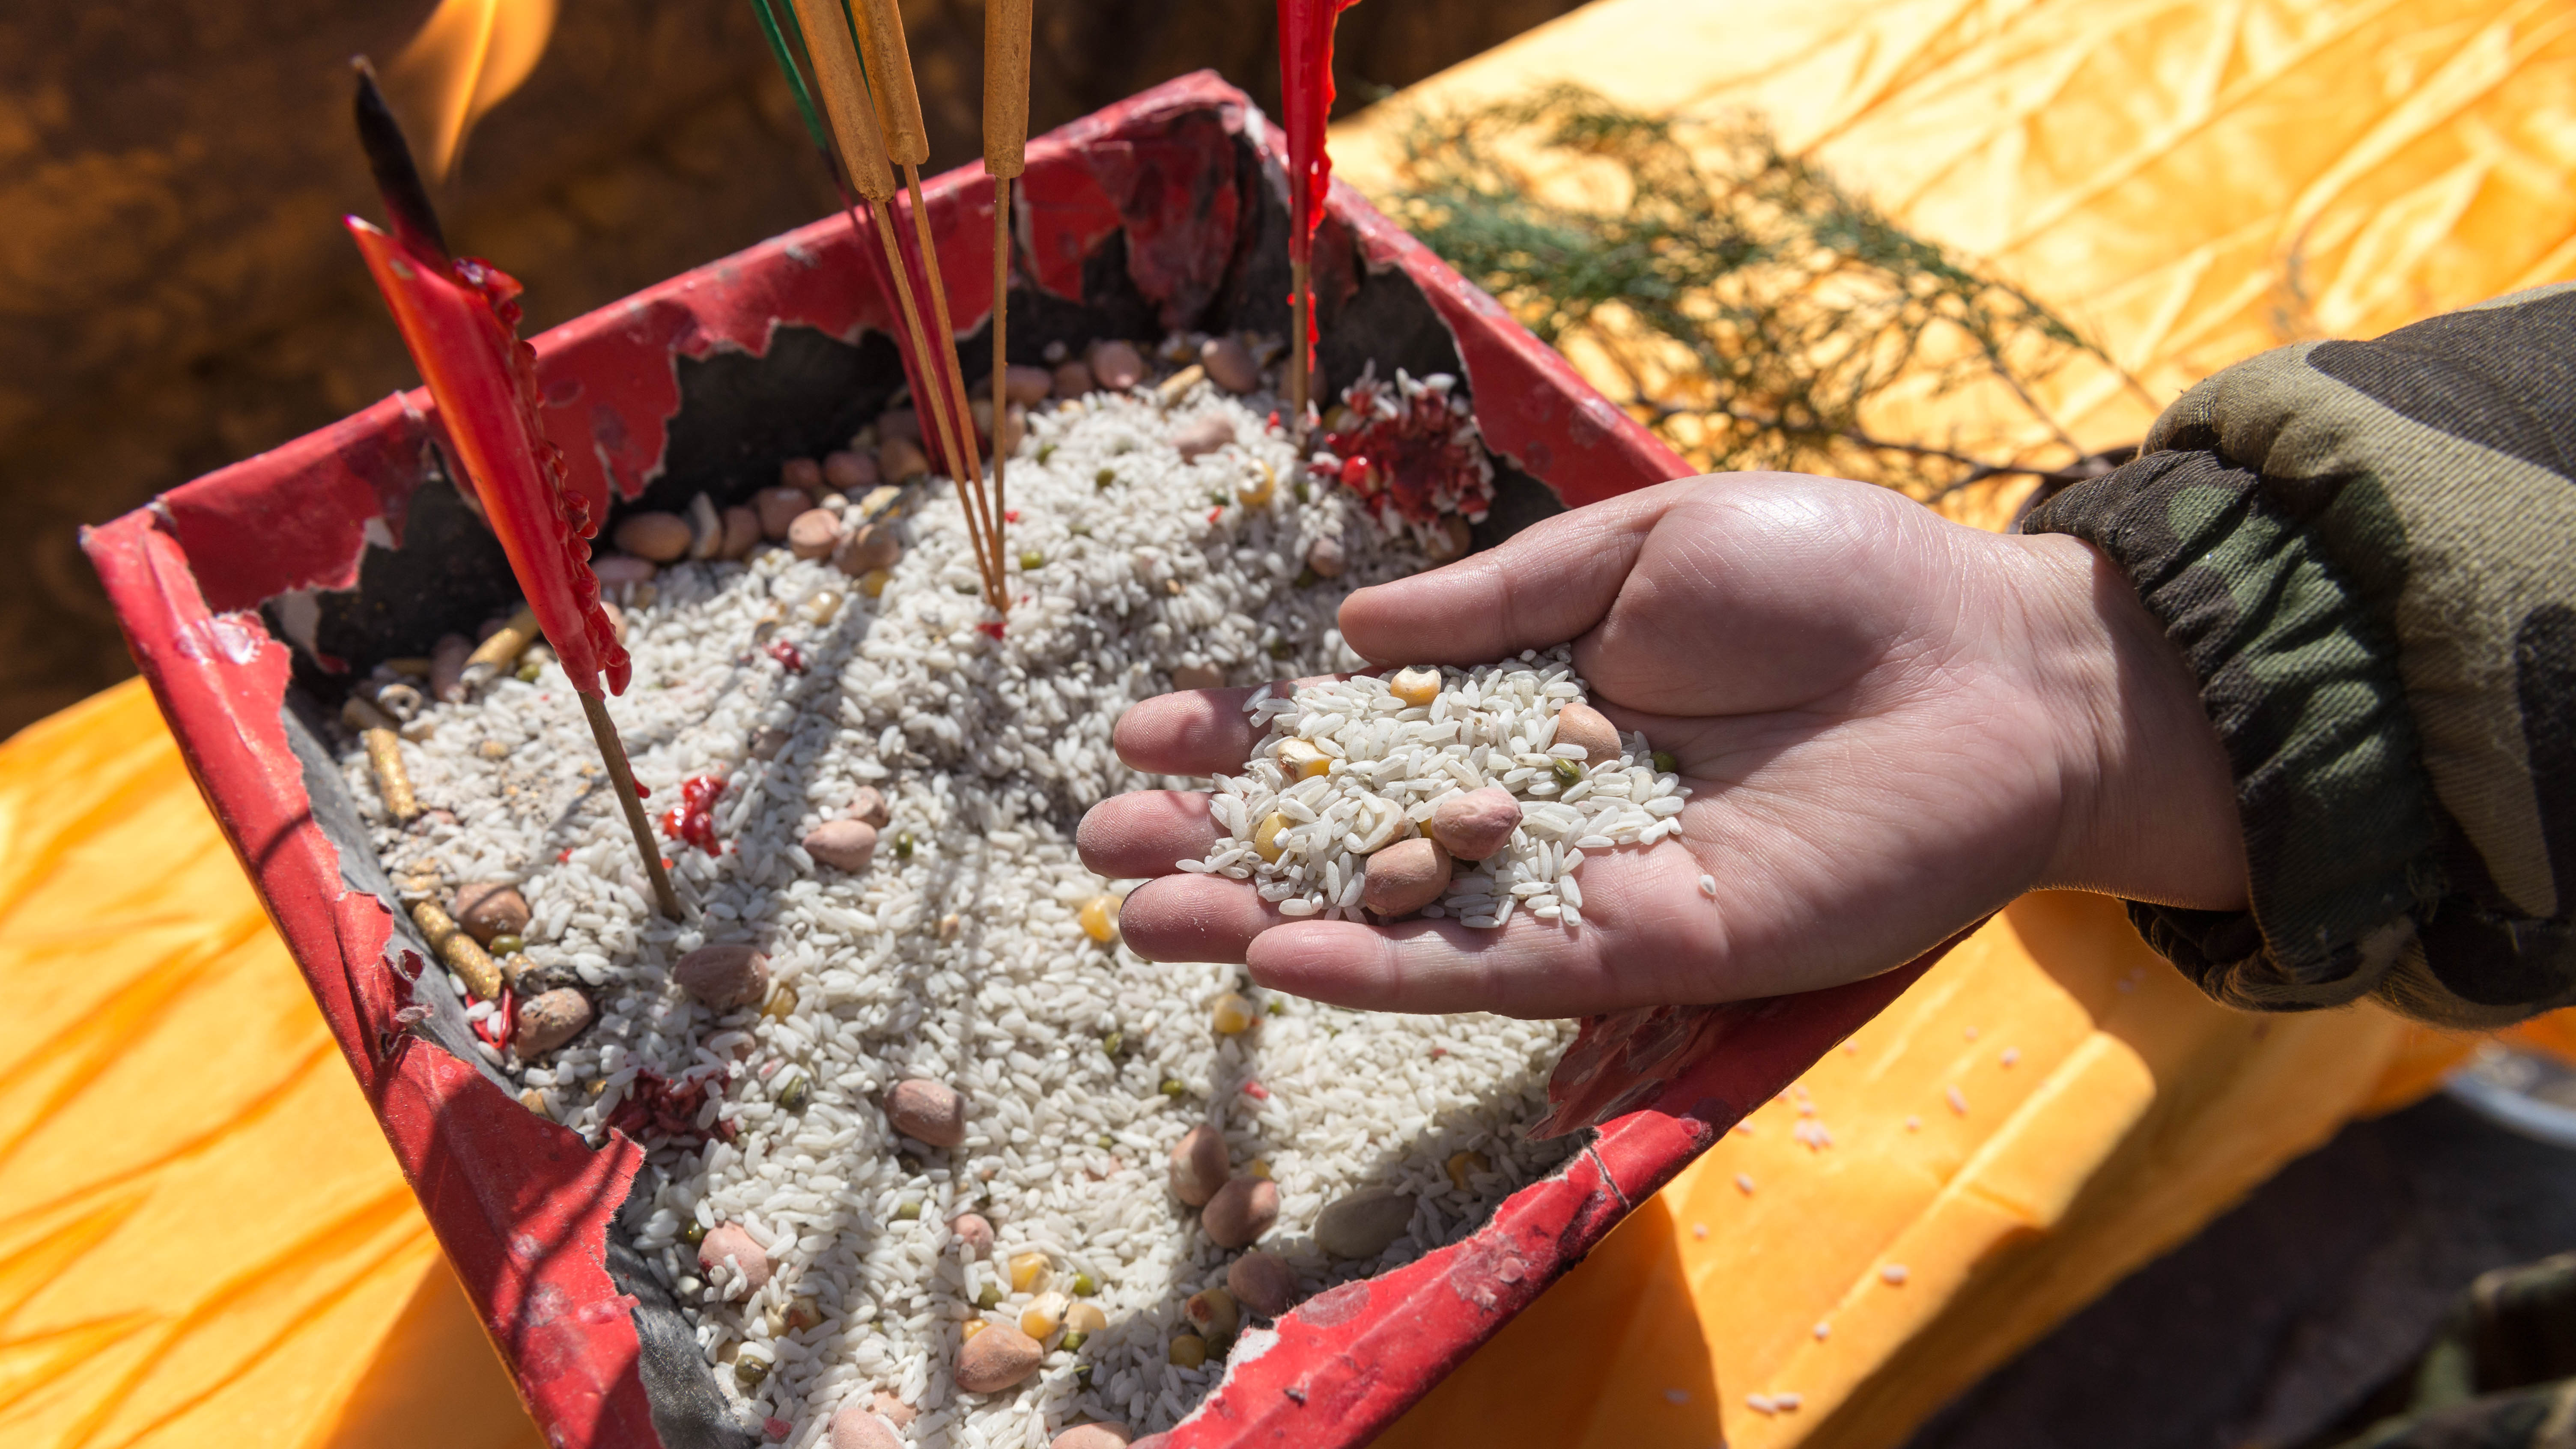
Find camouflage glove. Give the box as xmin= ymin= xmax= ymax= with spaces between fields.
xmin=2327 ymin=1251 xmax=2576 ymax=1449
xmin=2026 ymin=283 xmax=2576 ymax=1026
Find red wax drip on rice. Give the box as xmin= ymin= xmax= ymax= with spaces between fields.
xmin=658 ymin=775 xmax=726 ymax=855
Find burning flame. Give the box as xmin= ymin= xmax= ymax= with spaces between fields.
xmin=384 ymin=0 xmax=560 ymax=184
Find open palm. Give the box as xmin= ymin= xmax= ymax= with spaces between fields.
xmin=1077 ymin=473 xmax=2244 ymax=1018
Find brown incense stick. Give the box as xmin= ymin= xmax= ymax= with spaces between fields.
xmin=986 ymin=0 xmax=1034 ymax=532
xmin=873 ymin=204 xmax=1005 ymax=611
xmin=580 ymin=692 xmax=682 ymax=918
xmin=855 ymin=0 xmax=1008 ymax=611
xmin=1290 ymin=255 xmax=1312 ymax=426
xmin=991 ymin=187 xmax=1012 ymax=525
xmin=779 ymin=0 xmax=1005 ymax=609
xmin=903 ymin=165 xmax=988 ymax=527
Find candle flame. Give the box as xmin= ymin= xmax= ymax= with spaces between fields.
xmin=384 ymin=0 xmax=560 ymax=185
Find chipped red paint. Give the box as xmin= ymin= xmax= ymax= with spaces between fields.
xmin=88 ymin=73 xmax=1923 ymax=1449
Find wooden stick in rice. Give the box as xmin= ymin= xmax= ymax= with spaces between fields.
xmin=852 ymin=0 xmax=1003 ymax=610
xmin=985 ymin=0 xmax=1033 ymax=541
xmin=781 ymin=0 xmax=1005 ymax=609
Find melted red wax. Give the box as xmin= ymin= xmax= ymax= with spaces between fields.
xmin=1278 ymin=0 xmax=1363 ymax=383
xmin=1004 ymin=509 xmax=1021 ymax=523
xmin=764 ymin=639 xmax=806 ymax=673
xmin=1312 ymin=371 xmax=1495 ymax=535
xmin=976 ymin=620 xmax=1006 ymax=640
xmin=658 ymin=775 xmax=725 ymax=855
xmin=1243 ymin=1080 xmax=1271 ymax=1100
xmin=605 ymin=1070 xmax=735 ymax=1146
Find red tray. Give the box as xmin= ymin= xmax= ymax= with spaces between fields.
xmin=85 ymin=73 xmax=1947 ymax=1449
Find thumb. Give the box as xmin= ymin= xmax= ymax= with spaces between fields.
xmin=1336 ymin=476 xmax=1696 ymax=666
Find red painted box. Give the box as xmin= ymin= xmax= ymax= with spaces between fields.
xmin=86 ymin=74 xmax=1942 ymax=1449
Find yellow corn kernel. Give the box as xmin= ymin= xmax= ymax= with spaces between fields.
xmin=962 ymin=1319 xmax=988 ymax=1341
xmin=1247 ymin=1157 xmax=1272 ymax=1180
xmin=1065 ymin=1301 xmax=1108 ymax=1334
xmin=763 ymin=985 xmax=798 ymax=1020
xmin=1184 ymin=1287 xmax=1239 ymax=1341
xmin=1168 ymin=1334 xmax=1208 ymax=1368
xmin=1446 ymin=1150 xmax=1491 ymax=1191
xmin=1079 ymin=894 xmax=1121 ymax=943
xmin=1021 ymin=1292 xmax=1067 ymax=1338
xmin=1210 ymin=993 xmax=1256 ymax=1036
xmin=1009 ymin=1251 xmax=1049 ymax=1293
xmin=1278 ymin=739 xmax=1330 ymax=779
xmin=1252 ymin=813 xmax=1290 ymax=863
xmin=1238 ymin=460 xmax=1276 ymax=507
xmin=859 ymin=567 xmax=894 ymax=599
xmin=805 ymin=588 xmax=844 ymax=621
xmin=1388 ymin=666 xmax=1442 ymax=707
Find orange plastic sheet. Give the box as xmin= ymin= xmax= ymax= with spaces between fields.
xmin=0 ymin=679 xmax=539 ymax=1449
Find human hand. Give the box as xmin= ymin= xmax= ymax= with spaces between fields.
xmin=1076 ymin=472 xmax=2246 ymax=1017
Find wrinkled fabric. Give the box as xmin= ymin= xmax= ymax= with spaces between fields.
xmin=1335 ymin=0 xmax=2576 ymax=1445
xmin=2029 ymin=284 xmax=2576 ymax=1026
xmin=0 ymin=679 xmax=539 ymax=1449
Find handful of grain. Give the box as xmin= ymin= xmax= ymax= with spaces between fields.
xmin=1184 ymin=647 xmax=1689 ymax=929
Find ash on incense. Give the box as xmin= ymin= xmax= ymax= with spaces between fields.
xmin=337 ymin=342 xmax=1591 ymax=1446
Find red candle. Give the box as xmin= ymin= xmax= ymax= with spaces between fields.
xmin=1278 ymin=0 xmax=1360 ymax=385
xmin=346 ymin=222 xmax=629 ymax=699
xmin=341 ymin=61 xmax=677 ymax=918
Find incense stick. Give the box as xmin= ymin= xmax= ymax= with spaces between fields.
xmin=986 ymin=0 xmax=1033 ymax=534
xmin=747 ymin=0 xmax=833 ymax=162
xmin=874 ymin=202 xmax=1006 ymax=611
xmin=901 ymin=163 xmax=988 ymax=538
xmin=853 ymin=0 xmax=1008 ymax=610
xmin=351 ymin=60 xmax=680 ymax=920
xmin=581 ymin=693 xmax=683 ymax=918
xmin=352 ymin=59 xmax=451 ymax=262
xmin=1290 ymin=256 xmax=1311 ymax=424
xmin=990 ymin=185 xmax=1012 ymax=525
xmin=778 ymin=0 xmax=1006 ymax=610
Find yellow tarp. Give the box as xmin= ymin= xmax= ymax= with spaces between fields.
xmin=1336 ymin=0 xmax=2576 ymax=1444
xmin=4 ymin=1 xmax=2571 ymax=1446
xmin=0 ymin=680 xmax=540 ymax=1449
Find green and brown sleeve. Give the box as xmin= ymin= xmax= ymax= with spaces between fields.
xmin=2025 ymin=282 xmax=2576 ymax=1027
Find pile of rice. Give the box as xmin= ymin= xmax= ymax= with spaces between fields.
xmin=343 ymin=362 xmax=1590 ymax=1448
xmin=1186 ymin=658 xmax=1688 ymax=927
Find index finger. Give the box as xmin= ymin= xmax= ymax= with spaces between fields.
xmin=1111 ymin=686 xmax=1267 ymax=776
xmin=1335 ymin=474 xmax=1705 ymax=667
xmin=1111 ymin=672 xmax=1345 ymax=777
